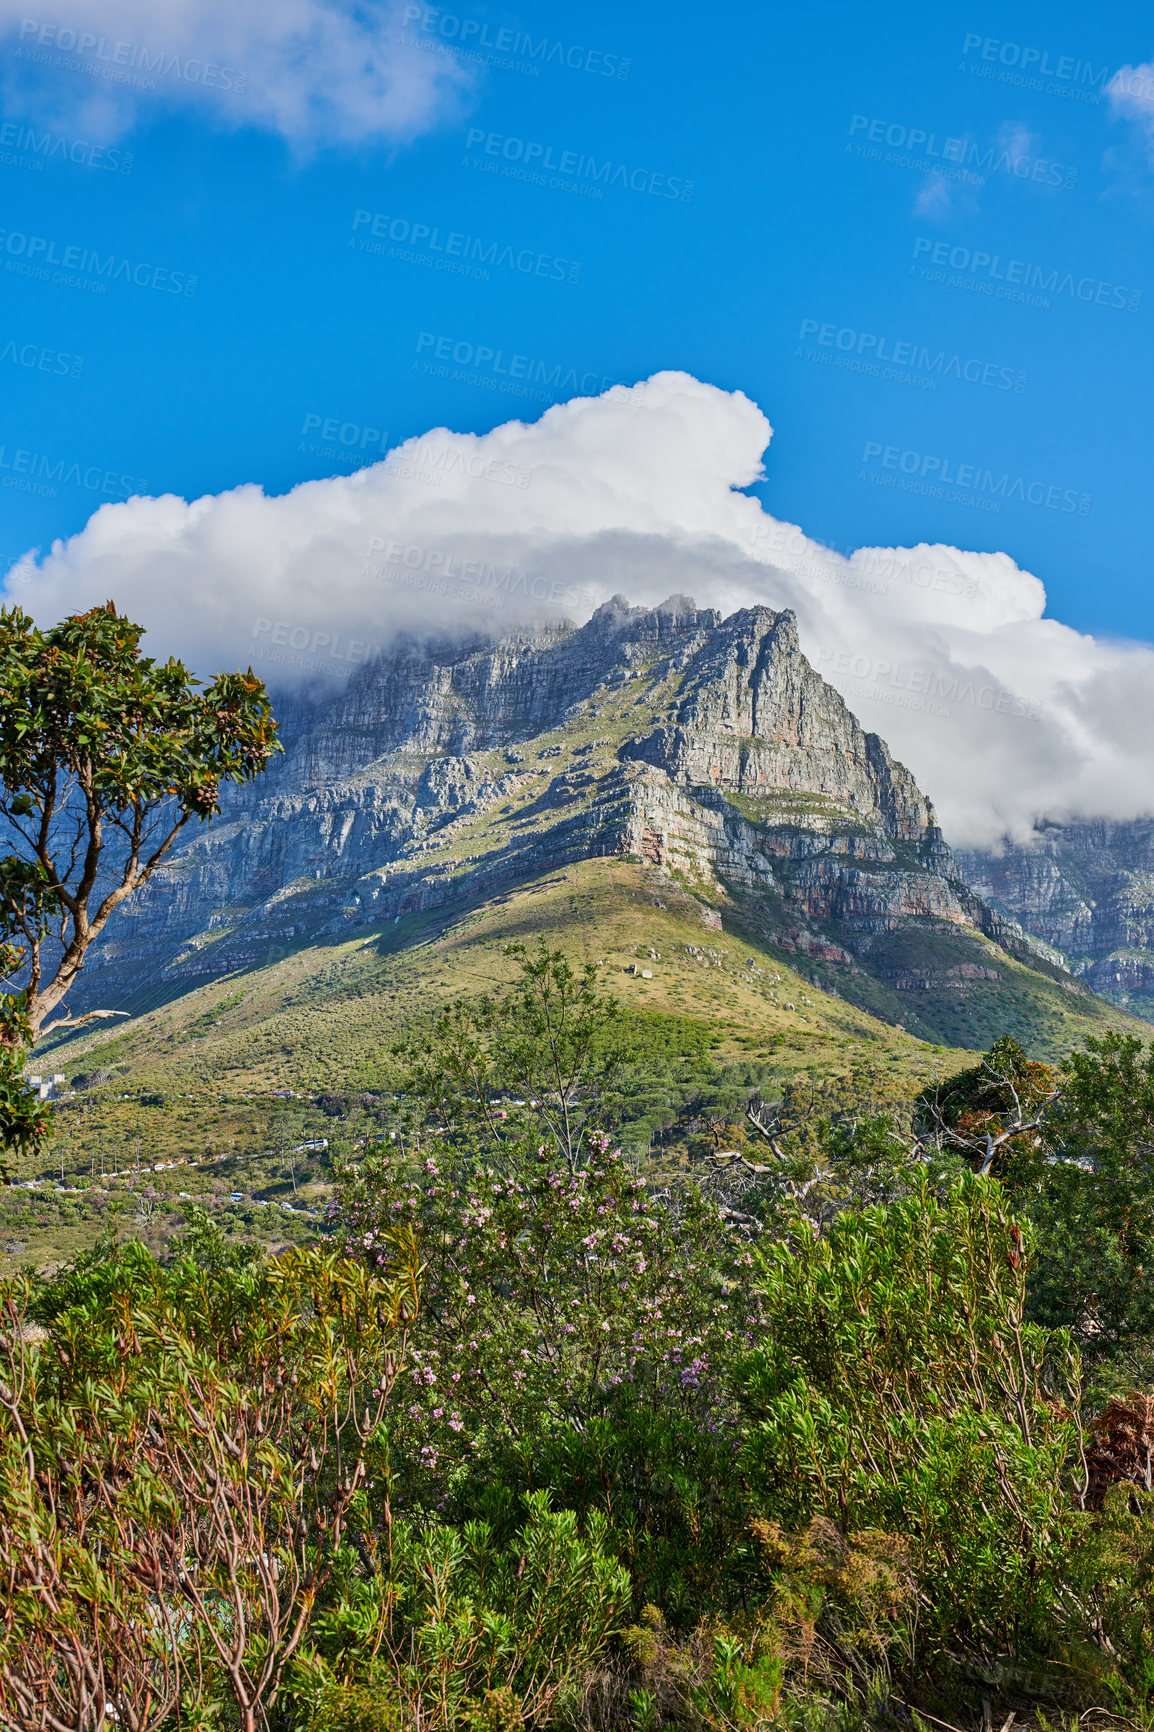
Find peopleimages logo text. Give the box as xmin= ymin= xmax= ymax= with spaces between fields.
xmin=911 ymin=238 xmax=1141 ymax=312
xmin=14 ymin=20 xmax=247 ymax=90
xmin=861 ymin=440 xmax=1091 ymax=515
xmin=300 ymin=414 xmax=388 ymax=453
xmin=351 ymin=210 xmax=580 ymax=283
xmin=415 ymin=331 xmax=621 ymax=398
xmin=401 ymin=7 xmax=630 ymax=78
xmin=798 ymin=317 xmax=1027 ymax=391
xmin=0 ymin=440 xmax=144 ymax=500
xmin=366 ymin=537 xmax=582 ymax=606
xmin=0 ymin=228 xmax=197 ymax=295
xmin=960 ymin=34 xmax=1108 ymax=92
xmin=816 ymin=647 xmax=1040 ymax=721
xmin=1 ymin=333 xmax=83 ymax=378
xmin=848 ymin=115 xmax=1077 ymax=187
xmin=0 ymin=115 xmax=133 ymax=172
xmin=252 ymin=620 xmax=378 ymax=665
xmin=463 ymin=130 xmax=692 ymax=201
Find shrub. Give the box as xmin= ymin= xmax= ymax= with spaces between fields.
xmin=334 ymin=1134 xmax=762 ymax=1619
xmin=0 ymin=1236 xmax=419 ymax=1732
xmin=740 ymin=1170 xmax=1085 ymax=1659
xmin=295 ymin=1492 xmax=630 ymax=1731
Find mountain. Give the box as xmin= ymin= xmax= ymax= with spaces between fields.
xmin=60 ymin=595 xmax=1134 ymax=1057
xmin=957 ymin=820 xmax=1154 ymax=1019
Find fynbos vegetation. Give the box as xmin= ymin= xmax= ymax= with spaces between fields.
xmin=5 ymin=613 xmax=1154 ymax=1730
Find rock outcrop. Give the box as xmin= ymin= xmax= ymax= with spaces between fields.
xmin=958 ymin=820 xmax=1154 ymax=1018
xmin=66 ymin=595 xmax=1092 ymax=1045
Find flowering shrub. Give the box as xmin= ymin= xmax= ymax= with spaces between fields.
xmin=333 ymin=1133 xmax=765 ymax=1617
xmin=0 ymin=1234 xmax=419 ymax=1732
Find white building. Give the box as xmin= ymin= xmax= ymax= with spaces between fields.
xmin=25 ymin=1073 xmax=66 ymax=1101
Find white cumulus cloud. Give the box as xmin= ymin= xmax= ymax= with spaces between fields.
xmin=5 ymin=370 xmax=1153 ymax=850
xmin=0 ymin=0 xmax=473 ymax=149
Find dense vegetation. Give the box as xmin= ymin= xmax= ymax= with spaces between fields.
xmin=5 ymin=944 xmax=1154 ymax=1730
xmin=3 ymin=608 xmax=1154 ymax=1728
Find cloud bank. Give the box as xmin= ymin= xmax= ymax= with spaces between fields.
xmin=6 ymin=371 xmax=1153 ymax=850
xmin=0 ymin=0 xmax=472 ymax=149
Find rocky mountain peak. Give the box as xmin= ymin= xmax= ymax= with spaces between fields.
xmin=64 ymin=595 xmax=1087 ymax=1049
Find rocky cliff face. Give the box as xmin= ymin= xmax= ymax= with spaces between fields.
xmin=68 ymin=595 xmax=1089 ymax=1046
xmin=957 ymin=821 xmax=1154 ymax=1018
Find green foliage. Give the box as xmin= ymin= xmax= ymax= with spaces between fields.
xmin=394 ymin=938 xmax=624 ymax=1173
xmin=0 ymin=944 xmax=53 ymax=1181
xmin=335 ymin=1132 xmax=760 ymax=1620
xmin=740 ymin=1170 xmax=1084 ymax=1657
xmin=298 ymin=1493 xmax=630 ymax=1731
xmin=0 ymin=600 xmax=280 ymax=822
xmin=160 ymin=1198 xmax=267 ymax=1275
xmin=622 ymin=1601 xmax=786 ymax=1731
xmin=13 ymin=949 xmax=1154 ymax=1729
xmin=0 ymin=1233 xmax=419 ymax=1732
xmin=915 ymin=1033 xmax=1058 ymax=1182
xmin=920 ymin=1033 xmax=1049 ymax=1127
xmin=0 ymin=600 xmax=281 ymax=1056
xmin=1022 ymin=1033 xmax=1154 ymax=1362
xmin=1065 ymin=1482 xmax=1154 ymax=1704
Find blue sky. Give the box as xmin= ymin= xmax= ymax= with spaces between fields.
xmin=0 ymin=0 xmax=1151 ymax=646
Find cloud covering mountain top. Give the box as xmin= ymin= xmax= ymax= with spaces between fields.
xmin=6 ymin=370 xmax=1152 ymax=849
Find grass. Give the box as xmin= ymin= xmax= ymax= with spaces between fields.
xmin=13 ymin=624 xmax=1153 ymax=1279
xmin=11 ymin=856 xmax=1150 ymax=1279
xmin=0 ymin=860 xmax=945 ymax=1275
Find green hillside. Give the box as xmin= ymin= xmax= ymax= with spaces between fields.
xmin=4 ymin=856 xmax=1148 ymax=1278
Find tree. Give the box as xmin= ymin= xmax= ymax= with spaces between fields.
xmin=0 ymin=602 xmax=280 ymax=1044
xmin=1021 ymin=1033 xmax=1154 ymax=1362
xmin=395 ymin=940 xmax=623 ymax=1175
xmin=915 ymin=1035 xmax=1059 ymax=1178
xmin=0 ymin=945 xmax=53 ymax=1169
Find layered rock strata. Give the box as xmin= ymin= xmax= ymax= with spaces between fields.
xmin=65 ymin=595 xmax=1083 ymax=1042
xmin=958 ymin=820 xmax=1154 ymax=1017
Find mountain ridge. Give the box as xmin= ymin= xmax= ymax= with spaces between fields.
xmin=56 ymin=594 xmax=1137 ymax=1055
xmin=958 ymin=819 xmax=1154 ymax=1018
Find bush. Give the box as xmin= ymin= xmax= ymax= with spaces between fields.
xmin=740 ymin=1170 xmax=1084 ymax=1659
xmin=0 ymin=1235 xmax=419 ymax=1732
xmin=334 ymin=1134 xmax=762 ymax=1620
xmin=295 ymin=1492 xmax=630 ymax=1731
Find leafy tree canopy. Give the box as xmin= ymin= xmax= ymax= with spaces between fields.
xmin=0 ymin=601 xmax=280 ymax=1173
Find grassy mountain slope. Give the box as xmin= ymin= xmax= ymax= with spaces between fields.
xmin=44 ymin=854 xmax=1141 ymax=1094
xmin=5 ymin=856 xmax=1148 ymax=1279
